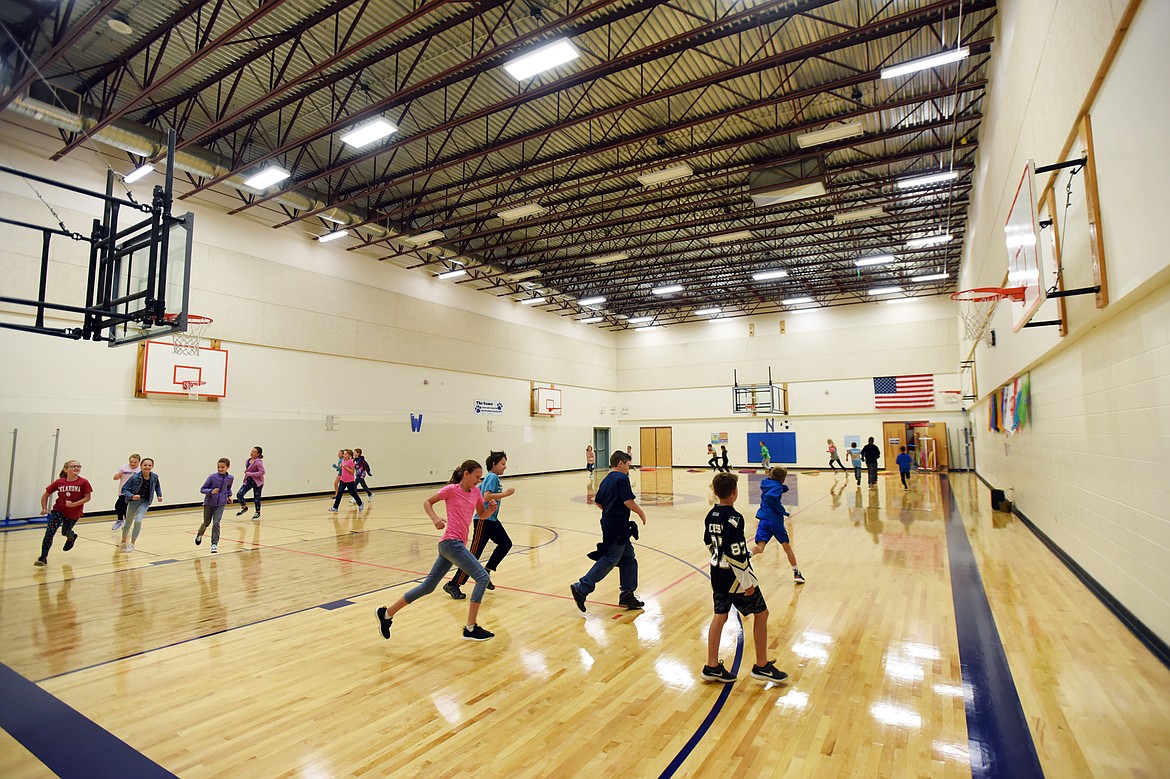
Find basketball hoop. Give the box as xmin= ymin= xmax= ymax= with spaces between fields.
xmin=950 ymin=288 xmax=1024 ymax=346
xmin=181 ymin=380 xmax=206 ymax=400
xmin=163 ymin=314 xmax=213 ymax=356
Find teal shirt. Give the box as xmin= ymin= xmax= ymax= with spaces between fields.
xmin=480 ymin=472 xmax=502 ymax=521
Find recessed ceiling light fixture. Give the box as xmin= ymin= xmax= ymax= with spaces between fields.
xmin=636 ymin=164 xmax=693 ymax=186
xmin=868 ymin=286 xmax=903 ymax=295
xmin=796 ymin=121 xmax=864 ymax=148
xmin=905 ymin=233 xmax=953 ymax=248
xmin=243 ymin=165 xmax=290 ymax=190
xmin=578 ymin=296 xmax=606 ymax=307
xmin=911 ymin=272 xmax=949 ymax=282
xmin=782 ymin=296 xmax=813 ymax=305
xmin=123 ymin=164 xmax=154 ymax=184
xmin=437 ymin=269 xmax=467 ymax=280
xmin=652 ymin=284 xmax=684 ymax=295
xmin=497 ymin=203 xmax=547 ymax=221
xmin=881 ymin=47 xmax=970 ymax=80
xmin=520 ymin=296 xmax=547 ymax=305
xmin=708 ymin=230 xmax=754 ymax=244
xmin=317 ymin=229 xmax=348 ymax=242
xmin=752 ymin=269 xmax=788 ymax=281
xmin=834 ymin=206 xmax=885 ymax=223
xmin=855 ymin=254 xmax=896 ymax=267
xmin=589 ymin=252 xmax=628 ymax=265
xmin=402 ymin=230 xmax=445 ymax=245
xmin=340 ymin=117 xmax=398 ymax=148
xmin=897 ymin=171 xmax=958 ymax=189
xmin=504 ymin=38 xmax=580 ymax=80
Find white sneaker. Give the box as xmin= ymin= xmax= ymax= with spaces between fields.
xmin=210 ymin=544 xmax=218 ymax=553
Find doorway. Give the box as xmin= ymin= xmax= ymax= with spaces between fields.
xmin=592 ymin=428 xmax=610 ymax=471
xmin=881 ymin=421 xmax=949 ymax=471
xmin=638 ymin=426 xmax=673 ymax=468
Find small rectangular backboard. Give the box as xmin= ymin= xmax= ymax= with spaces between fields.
xmin=532 ymin=385 xmax=562 ymax=417
xmin=138 ymin=339 xmax=227 ymax=398
xmin=1004 ymin=160 xmax=1047 ymax=331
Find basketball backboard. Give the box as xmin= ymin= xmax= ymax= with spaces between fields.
xmin=1004 ymin=160 xmax=1047 ymax=331
xmin=138 ymin=339 xmax=227 ymax=399
xmin=107 ymin=213 xmax=194 ymax=346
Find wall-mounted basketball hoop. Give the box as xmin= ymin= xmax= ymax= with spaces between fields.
xmin=951 ymin=287 xmax=1025 ymax=346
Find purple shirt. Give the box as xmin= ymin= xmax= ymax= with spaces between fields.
xmin=201 ymin=472 xmax=236 ymax=507
xmin=245 ymin=457 xmax=265 ymax=486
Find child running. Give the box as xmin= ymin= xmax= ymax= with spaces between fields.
xmin=751 ymin=466 xmax=804 ymax=584
xmin=120 ymin=457 xmax=162 ymax=552
xmin=36 ymin=460 xmax=93 ymax=566
xmin=896 ymin=446 xmax=914 ymax=489
xmin=329 ymin=449 xmax=364 ymax=512
xmin=235 ymin=446 xmax=265 ymax=520
xmin=444 ymin=450 xmax=515 ymax=599
xmin=376 ymin=459 xmax=498 ymax=642
xmin=354 ymin=448 xmax=374 ymax=500
xmin=700 ymin=472 xmax=788 ymax=684
xmin=110 ymin=453 xmax=140 ymax=531
xmin=196 ymin=458 xmax=235 ymax=554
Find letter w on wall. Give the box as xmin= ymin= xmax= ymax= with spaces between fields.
xmin=410 ymin=414 xmax=423 ymax=433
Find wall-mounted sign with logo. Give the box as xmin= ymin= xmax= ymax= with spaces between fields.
xmin=475 ymin=399 xmax=504 ymax=415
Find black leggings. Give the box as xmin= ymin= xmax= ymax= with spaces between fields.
xmin=452 ymin=519 xmax=513 ymax=586
xmin=720 ymin=455 xmax=730 ymax=472
xmin=829 ymin=456 xmax=846 ymax=472
xmin=355 ymin=476 xmax=373 ymax=497
xmin=114 ymin=495 xmax=128 ymax=522
xmin=708 ymin=455 xmax=719 ymax=470
xmin=40 ymin=512 xmax=77 ymax=559
xmin=332 ymin=481 xmax=363 ymax=509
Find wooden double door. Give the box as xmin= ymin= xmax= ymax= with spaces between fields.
xmin=881 ymin=421 xmax=949 ymax=470
xmin=638 ymin=426 xmax=673 ymax=468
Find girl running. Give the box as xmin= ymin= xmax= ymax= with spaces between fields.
xmin=444 ymin=451 xmax=516 ymax=599
xmin=120 ymin=458 xmax=162 ymax=552
xmin=827 ymin=439 xmax=846 ymax=473
xmin=36 ymin=460 xmax=93 ymax=566
xmin=236 ymin=446 xmax=265 ymax=520
xmin=110 ymin=453 xmax=140 ymax=531
xmin=329 ymin=449 xmax=364 ymax=512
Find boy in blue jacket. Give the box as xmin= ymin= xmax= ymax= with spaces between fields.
xmin=751 ymin=466 xmax=804 ymax=584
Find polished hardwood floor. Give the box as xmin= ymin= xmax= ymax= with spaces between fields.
xmin=1 ymin=469 xmax=1167 ymax=777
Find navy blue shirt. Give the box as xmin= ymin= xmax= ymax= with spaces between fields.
xmin=596 ymin=470 xmax=636 ymax=543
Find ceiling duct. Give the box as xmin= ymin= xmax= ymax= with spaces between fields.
xmin=748 ymin=158 xmax=827 ymax=207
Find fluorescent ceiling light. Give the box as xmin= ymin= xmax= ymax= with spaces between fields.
xmin=628 ymin=316 xmax=653 ymax=324
xmin=855 ymin=254 xmax=896 ymax=267
xmin=782 ymin=296 xmax=813 ymax=305
xmin=834 ymin=206 xmax=885 ymax=223
xmin=652 ymin=284 xmax=684 ymax=295
xmin=906 ymin=233 xmax=953 ymax=248
xmin=243 ymin=165 xmax=290 ymax=190
xmin=578 ymin=296 xmax=606 ymax=307
xmin=868 ymin=286 xmax=903 ymax=295
xmin=340 ymin=117 xmax=398 ymax=148
xmin=589 ymin=252 xmax=628 ymax=265
xmin=320 ymin=213 xmax=347 ymax=224
xmin=504 ymin=269 xmax=542 ymax=281
xmin=752 ymin=269 xmax=788 ymax=281
xmin=709 ymin=231 xmax=754 ymax=244
xmin=497 ymin=203 xmax=547 ymax=221
xmin=751 ymin=181 xmax=827 ymax=207
xmin=504 ymin=38 xmax=580 ymax=80
xmin=897 ymin=171 xmax=958 ymax=189
xmin=881 ymin=47 xmax=970 ymax=80
xmin=123 ymin=164 xmax=154 ymax=184
xmin=318 ymin=229 xmax=348 ymax=242
xmin=694 ymin=307 xmax=720 ymax=316
xmin=402 ymin=230 xmax=445 ymax=245
xmin=579 ymin=316 xmax=604 ymax=324
xmin=796 ymin=121 xmax=864 ymax=148
xmin=520 ymin=296 xmax=547 ymax=305
xmin=912 ymin=272 xmax=949 ymax=282
xmin=437 ymin=269 xmax=466 ymax=280
xmin=637 ymin=164 xmax=693 ymax=186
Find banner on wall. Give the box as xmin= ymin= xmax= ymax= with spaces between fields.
xmin=989 ymin=373 xmax=1030 ymax=435
xmin=711 ymin=432 xmax=728 ymax=445
xmin=474 ymin=399 xmax=504 ymax=414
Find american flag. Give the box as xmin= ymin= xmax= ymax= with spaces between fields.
xmin=873 ymin=375 xmax=935 ymax=408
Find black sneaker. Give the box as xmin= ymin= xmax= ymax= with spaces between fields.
xmin=462 ymin=624 xmax=494 ymax=641
xmin=485 ymin=579 xmax=495 ymax=590
xmin=701 ymin=661 xmax=737 ymax=683
xmin=443 ymin=582 xmax=466 ymax=600
xmin=750 ymin=661 xmax=788 ymax=682
xmin=376 ymin=607 xmax=393 ymax=640
xmin=195 ymin=533 xmax=203 ymax=546
xmin=236 ymin=505 xmax=249 ymax=516
xmin=62 ymin=531 xmax=78 ymax=552
xmin=34 ymin=557 xmax=47 ymax=567
xmin=252 ymin=512 xmax=261 ymax=521
xmin=569 ymin=584 xmax=587 ymax=612
xmin=793 ymin=569 xmax=805 ymax=584
xmin=619 ymin=592 xmax=645 ymax=610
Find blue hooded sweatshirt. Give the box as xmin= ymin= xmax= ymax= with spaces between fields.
xmin=755 ymin=477 xmax=789 ymax=523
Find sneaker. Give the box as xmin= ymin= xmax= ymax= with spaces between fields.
xmin=443 ymin=582 xmax=466 ymax=600
xmin=793 ymin=569 xmax=805 ymax=584
xmin=236 ymin=505 xmax=249 ymax=516
xmin=327 ymin=507 xmax=339 ymax=513
xmin=462 ymin=624 xmax=495 ymax=642
xmin=619 ymin=592 xmax=645 ymax=610
xmin=210 ymin=544 xmax=218 ymax=553
xmin=34 ymin=557 xmax=47 ymax=567
xmin=252 ymin=512 xmax=261 ymax=521
xmin=569 ymin=584 xmax=587 ymax=613
xmin=701 ymin=661 xmax=737 ymax=683
xmin=195 ymin=533 xmax=203 ymax=546
xmin=121 ymin=542 xmax=135 ymax=553
xmin=62 ymin=531 xmax=78 ymax=552
xmin=111 ymin=519 xmax=124 ymax=531
xmin=357 ymin=503 xmax=365 ymax=512
xmin=376 ymin=607 xmax=393 ymax=639
xmin=485 ymin=579 xmax=496 ymax=591
xmin=750 ymin=661 xmax=788 ymax=682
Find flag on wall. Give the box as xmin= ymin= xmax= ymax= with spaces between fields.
xmin=873 ymin=375 xmax=934 ymax=408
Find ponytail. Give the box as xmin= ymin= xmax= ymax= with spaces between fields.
xmin=448 ymin=459 xmax=482 ymax=484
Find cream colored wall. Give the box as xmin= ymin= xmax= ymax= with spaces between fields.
xmin=964 ymin=0 xmax=1170 ymax=644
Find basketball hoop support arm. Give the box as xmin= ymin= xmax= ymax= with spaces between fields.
xmin=1034 ymin=157 xmax=1086 ymax=175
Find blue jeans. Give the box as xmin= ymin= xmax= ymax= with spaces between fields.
xmin=405 ymin=539 xmax=491 ymax=603
xmin=237 ymin=478 xmax=262 ymax=511
xmin=853 ymin=463 xmax=862 ymax=482
xmin=575 ymin=540 xmax=638 ymax=596
xmin=122 ymin=499 xmax=150 ymax=543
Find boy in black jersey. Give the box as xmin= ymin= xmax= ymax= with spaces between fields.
xmin=701 ymin=473 xmax=788 ymax=684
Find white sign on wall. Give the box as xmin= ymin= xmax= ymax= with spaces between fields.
xmin=475 ymin=399 xmax=504 ymax=414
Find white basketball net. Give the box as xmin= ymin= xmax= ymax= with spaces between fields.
xmin=169 ymin=315 xmax=212 ymax=356
xmin=953 ymin=292 xmax=1003 ymax=346
xmin=181 ymin=380 xmax=206 ymax=400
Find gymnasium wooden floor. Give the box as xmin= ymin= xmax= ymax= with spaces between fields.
xmin=1 ymin=468 xmax=1167 ymax=777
